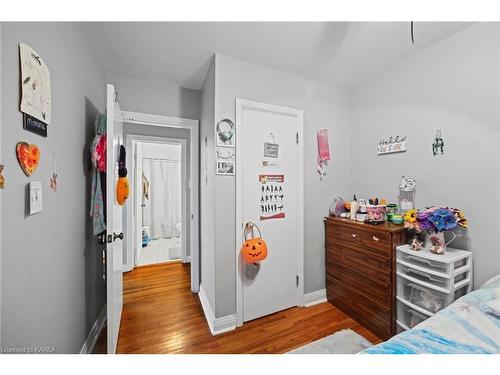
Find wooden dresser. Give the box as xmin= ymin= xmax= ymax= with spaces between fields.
xmin=324 ymin=216 xmax=405 ymax=340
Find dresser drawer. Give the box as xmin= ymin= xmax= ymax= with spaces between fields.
xmin=326 ymin=222 xmax=393 ymax=258
xmin=327 ymin=261 xmax=391 ymax=306
xmin=326 ymin=243 xmax=391 ymax=283
xmin=327 ymin=276 xmax=392 ymax=339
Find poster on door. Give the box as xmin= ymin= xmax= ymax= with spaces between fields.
xmin=259 ymin=174 xmax=285 ymax=220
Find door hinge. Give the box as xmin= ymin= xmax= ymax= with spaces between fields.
xmin=296 ymin=275 xmax=299 ymax=287
xmin=296 ymin=132 xmax=299 ymax=144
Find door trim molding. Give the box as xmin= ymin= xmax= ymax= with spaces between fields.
xmin=121 ymin=111 xmax=200 ymax=293
xmin=235 ymin=99 xmax=304 ymax=327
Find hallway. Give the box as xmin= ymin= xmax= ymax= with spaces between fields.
xmin=115 ymin=262 xmax=381 ymax=354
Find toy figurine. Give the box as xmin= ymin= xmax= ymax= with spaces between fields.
xmin=430 ymin=235 xmax=445 ymax=255
xmin=410 ymin=237 xmax=423 ymax=251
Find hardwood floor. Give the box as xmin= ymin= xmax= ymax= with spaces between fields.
xmin=110 ymin=262 xmax=381 ymax=354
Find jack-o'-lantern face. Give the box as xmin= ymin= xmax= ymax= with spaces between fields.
xmin=242 ymin=238 xmax=268 ymax=263
xmin=117 ymin=177 xmax=129 ymax=206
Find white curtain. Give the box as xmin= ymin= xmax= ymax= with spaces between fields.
xmin=142 ymin=159 xmax=181 ymax=239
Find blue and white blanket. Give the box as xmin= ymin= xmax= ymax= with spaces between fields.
xmin=362 ymin=275 xmax=500 ymax=354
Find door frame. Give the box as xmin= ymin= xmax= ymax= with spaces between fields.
xmin=235 ymin=99 xmax=304 ymax=327
xmin=125 ymin=136 xmax=188 ymax=269
xmin=121 ymin=111 xmax=200 ymax=293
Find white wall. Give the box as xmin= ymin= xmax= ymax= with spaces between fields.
xmin=141 ymin=142 xmax=181 ymax=160
xmin=107 ymin=73 xmax=201 ymax=120
xmin=350 ymin=23 xmax=500 ymax=287
xmin=199 ymin=57 xmax=216 ymax=308
xmin=212 ymin=54 xmax=352 ymax=317
xmin=1 ymin=22 xmax=106 ymax=352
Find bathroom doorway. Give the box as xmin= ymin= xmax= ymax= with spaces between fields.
xmin=120 ymin=111 xmax=200 ymax=295
xmin=135 ymin=140 xmax=187 ymax=266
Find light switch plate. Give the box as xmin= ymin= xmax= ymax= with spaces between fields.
xmin=29 ymin=181 xmax=43 ymax=215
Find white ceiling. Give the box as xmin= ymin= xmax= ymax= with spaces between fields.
xmin=84 ymin=22 xmax=474 ymax=90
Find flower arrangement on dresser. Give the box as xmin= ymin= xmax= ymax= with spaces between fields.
xmin=403 ymin=206 xmax=468 ymax=255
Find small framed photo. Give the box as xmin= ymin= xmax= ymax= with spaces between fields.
xmin=216 ymin=161 xmax=235 ymax=176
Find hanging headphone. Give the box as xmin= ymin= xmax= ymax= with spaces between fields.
xmin=216 ymin=119 xmax=235 ymax=143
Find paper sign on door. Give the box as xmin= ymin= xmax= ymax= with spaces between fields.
xmin=259 ymin=174 xmax=285 ymax=220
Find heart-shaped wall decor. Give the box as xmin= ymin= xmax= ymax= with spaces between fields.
xmin=16 ymin=142 xmax=40 ymax=176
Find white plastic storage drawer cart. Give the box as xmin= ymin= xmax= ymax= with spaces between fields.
xmin=395 ymin=244 xmax=472 ymax=332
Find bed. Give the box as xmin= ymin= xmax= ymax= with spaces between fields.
xmin=362 ymin=274 xmax=500 ymax=354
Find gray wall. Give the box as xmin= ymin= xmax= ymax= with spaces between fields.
xmin=107 ymin=73 xmax=201 ymax=120
xmin=350 ymin=23 xmax=500 ymax=287
xmin=213 ymin=54 xmax=352 ymax=317
xmin=199 ymin=57 xmax=216 ymax=308
xmin=1 ymin=23 xmax=106 ymax=352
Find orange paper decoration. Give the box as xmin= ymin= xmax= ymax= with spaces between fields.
xmin=16 ymin=142 xmax=40 ymax=176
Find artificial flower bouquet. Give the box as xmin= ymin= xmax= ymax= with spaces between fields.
xmin=403 ymin=206 xmax=467 ymax=254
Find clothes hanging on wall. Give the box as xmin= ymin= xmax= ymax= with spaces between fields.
xmin=90 ymin=113 xmax=107 ymax=235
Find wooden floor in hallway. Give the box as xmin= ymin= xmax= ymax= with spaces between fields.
xmin=115 ymin=261 xmax=382 ymax=354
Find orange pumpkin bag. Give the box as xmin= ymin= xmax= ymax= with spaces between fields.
xmin=241 ymin=222 xmax=268 ymax=263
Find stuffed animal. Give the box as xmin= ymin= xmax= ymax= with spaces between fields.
xmin=430 ymin=235 xmax=445 ymax=255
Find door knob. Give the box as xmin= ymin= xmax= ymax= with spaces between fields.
xmin=113 ymin=232 xmax=124 ymax=242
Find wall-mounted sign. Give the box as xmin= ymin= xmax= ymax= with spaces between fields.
xmin=377 ymin=135 xmax=407 ymax=155
xmin=263 ymin=133 xmax=279 ymax=158
xmin=259 ymin=174 xmax=285 ymax=221
xmin=29 ymin=181 xmax=43 ymax=215
xmin=19 ymin=43 xmax=51 ymax=136
xmin=23 ymin=113 xmax=48 ymax=137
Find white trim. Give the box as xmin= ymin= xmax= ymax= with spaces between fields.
xmin=198 ymin=285 xmax=236 ymax=336
xmin=303 ymin=289 xmax=327 ymax=307
xmin=235 ymin=99 xmax=304 ymax=327
xmin=121 ymin=111 xmax=200 ymax=293
xmin=80 ymin=305 xmax=107 ymax=354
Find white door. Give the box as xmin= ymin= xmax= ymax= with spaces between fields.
xmin=106 ymin=84 xmax=124 ymax=353
xmin=134 ymin=142 xmax=143 ymax=265
xmin=236 ymin=99 xmax=304 ymax=323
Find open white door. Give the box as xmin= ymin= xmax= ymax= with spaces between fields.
xmin=106 ymin=84 xmax=124 ymax=353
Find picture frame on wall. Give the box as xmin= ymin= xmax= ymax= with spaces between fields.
xmin=216 ymin=161 xmax=235 ymax=176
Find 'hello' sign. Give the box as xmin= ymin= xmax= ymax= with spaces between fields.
xmin=377 ymin=135 xmax=407 ymax=155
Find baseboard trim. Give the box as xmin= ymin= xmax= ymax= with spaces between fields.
xmin=303 ymin=289 xmax=327 ymax=307
xmin=80 ymin=305 xmax=107 ymax=354
xmin=198 ymin=284 xmax=236 ymax=336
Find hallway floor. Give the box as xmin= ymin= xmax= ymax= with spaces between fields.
xmin=113 ymin=262 xmax=381 ymax=354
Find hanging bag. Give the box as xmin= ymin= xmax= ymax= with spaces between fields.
xmin=241 ymin=222 xmax=268 ymax=263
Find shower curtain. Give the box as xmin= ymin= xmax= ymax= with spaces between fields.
xmin=142 ymin=159 xmax=182 ymax=240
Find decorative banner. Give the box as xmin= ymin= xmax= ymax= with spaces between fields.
xmin=19 ymin=43 xmax=51 ymax=128
xmin=317 ymin=129 xmax=330 ymax=161
xmin=317 ymin=129 xmax=330 ymax=177
xmin=378 ymin=135 xmax=407 ymax=155
xmin=259 ymin=174 xmax=285 ymax=220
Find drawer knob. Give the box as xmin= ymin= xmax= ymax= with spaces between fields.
xmin=373 ymin=236 xmax=379 ymax=242
xmin=351 ymin=234 xmax=357 ymax=238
